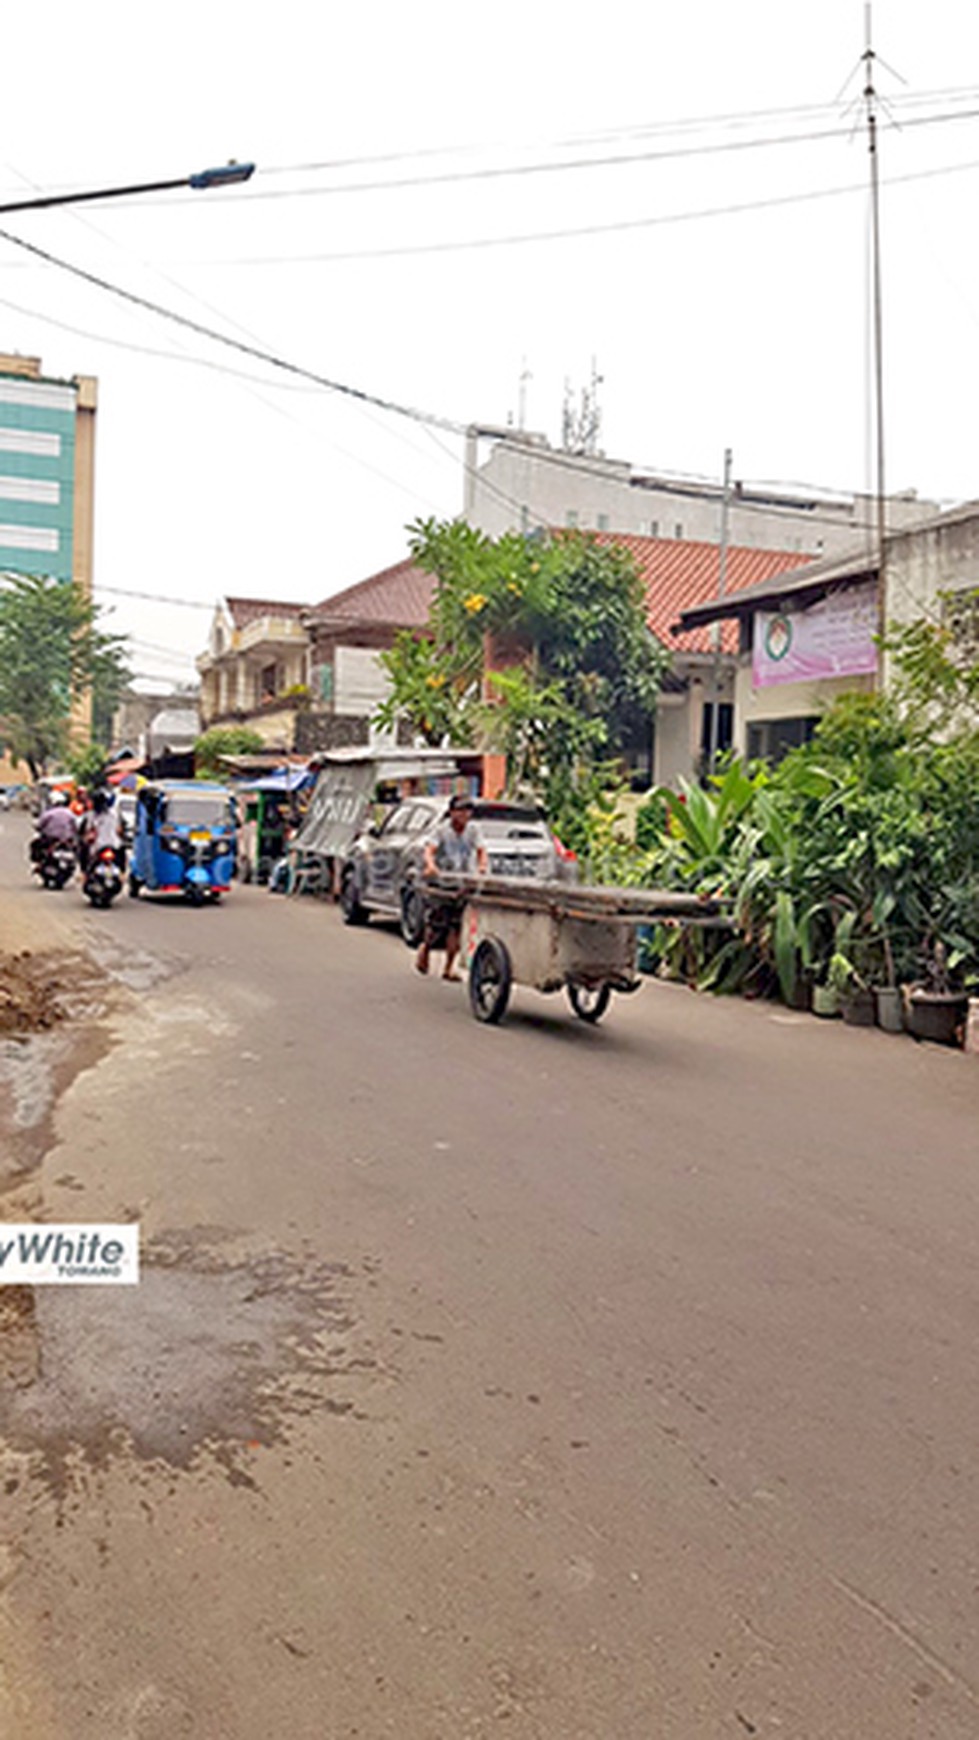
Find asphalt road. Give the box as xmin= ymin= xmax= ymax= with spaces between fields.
xmin=1 ymin=812 xmax=979 ymax=1739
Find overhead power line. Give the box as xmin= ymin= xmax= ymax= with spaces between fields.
xmin=254 ymin=84 xmax=979 ymax=177
xmin=142 ymin=101 xmax=979 ymax=210
xmin=198 ymin=153 xmax=979 ymax=266
xmin=95 ymin=583 xmax=214 ymax=611
xmin=0 ymin=223 xmax=468 ymax=437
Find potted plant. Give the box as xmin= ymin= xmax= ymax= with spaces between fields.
xmin=811 ymin=976 xmax=841 ymax=1019
xmin=828 ymin=913 xmax=876 ymax=1026
xmin=904 ymin=940 xmax=968 ymax=1046
xmin=871 ymin=895 xmax=904 ymax=1034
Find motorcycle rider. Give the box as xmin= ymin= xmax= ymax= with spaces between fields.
xmin=82 ymin=787 xmax=125 ymax=871
xmin=31 ymin=790 xmax=78 ymax=865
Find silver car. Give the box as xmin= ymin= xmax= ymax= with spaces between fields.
xmin=340 ymin=796 xmax=572 ymax=945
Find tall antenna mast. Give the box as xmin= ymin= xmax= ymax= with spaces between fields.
xmin=863 ymin=1 xmax=887 ymax=657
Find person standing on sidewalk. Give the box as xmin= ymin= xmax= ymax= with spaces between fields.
xmin=416 ymin=795 xmax=488 ymax=981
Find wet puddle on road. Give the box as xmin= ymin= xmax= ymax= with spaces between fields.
xmin=0 ymin=1244 xmax=373 ymax=1508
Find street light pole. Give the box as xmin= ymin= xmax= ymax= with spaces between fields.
xmin=0 ymin=161 xmax=255 ymax=217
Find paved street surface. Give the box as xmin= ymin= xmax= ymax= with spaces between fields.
xmin=1 ymin=811 xmax=978 ymax=1739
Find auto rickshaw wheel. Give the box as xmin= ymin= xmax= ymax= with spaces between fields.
xmin=567 ymin=981 xmax=611 ymax=1024
xmin=469 ymin=938 xmax=512 ymax=1025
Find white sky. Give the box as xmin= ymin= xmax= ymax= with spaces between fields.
xmin=1 ymin=0 xmax=977 ymax=688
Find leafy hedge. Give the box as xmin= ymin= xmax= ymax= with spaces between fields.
xmin=585 ymin=614 xmax=979 ymax=999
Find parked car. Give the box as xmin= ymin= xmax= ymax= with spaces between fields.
xmin=340 ymin=796 xmax=576 ymax=946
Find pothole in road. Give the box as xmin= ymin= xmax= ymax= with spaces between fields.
xmin=0 ymin=1246 xmax=372 ymax=1508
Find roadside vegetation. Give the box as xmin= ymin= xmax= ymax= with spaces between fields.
xmin=585 ymin=611 xmax=979 ymax=1001
xmin=376 ymin=518 xmax=667 ymax=851
xmin=0 ymin=575 xmax=128 ymax=778
xmin=193 ymin=725 xmax=265 ymax=779
xmin=379 ymin=527 xmax=978 ymax=1004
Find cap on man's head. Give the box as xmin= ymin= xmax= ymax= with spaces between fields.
xmin=448 ymin=793 xmax=473 ymax=812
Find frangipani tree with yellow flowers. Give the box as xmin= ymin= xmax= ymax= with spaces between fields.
xmin=375 ymin=518 xmax=667 ymax=834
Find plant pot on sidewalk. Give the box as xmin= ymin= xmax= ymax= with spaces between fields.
xmin=874 ymin=986 xmax=904 ymax=1034
xmin=840 ymin=985 xmax=876 ymax=1027
xmin=903 ymin=986 xmax=968 ymax=1047
xmin=811 ymin=983 xmax=840 ymax=1019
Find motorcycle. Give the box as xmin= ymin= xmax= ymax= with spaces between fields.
xmin=83 ymin=846 xmax=123 ymax=909
xmin=33 ymin=837 xmax=77 ymax=891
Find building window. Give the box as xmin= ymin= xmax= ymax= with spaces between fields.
xmin=318 ymin=663 xmax=334 ymax=703
xmin=650 ymin=519 xmax=659 ymax=538
xmin=674 ymin=522 xmax=683 ymax=539
xmin=260 ymin=662 xmax=277 ymax=701
xmin=700 ymin=701 xmax=734 ymax=765
xmin=597 ymin=513 xmax=609 ymax=531
xmin=565 ymin=509 xmax=579 ymax=528
xmin=746 ymin=716 xmax=819 ymax=764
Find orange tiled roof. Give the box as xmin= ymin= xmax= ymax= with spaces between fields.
xmin=310 ymin=557 xmax=434 ymax=628
xmin=587 ymin=532 xmax=814 ymax=654
xmin=306 ymin=535 xmax=814 ymax=655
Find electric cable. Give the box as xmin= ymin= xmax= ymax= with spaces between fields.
xmin=205 ymin=152 xmax=979 ymax=266
xmin=141 ymin=101 xmax=979 ymax=208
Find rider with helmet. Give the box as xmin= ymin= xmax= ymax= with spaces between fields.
xmin=31 ymin=789 xmax=78 ymax=865
xmin=83 ymin=787 xmax=125 ymax=870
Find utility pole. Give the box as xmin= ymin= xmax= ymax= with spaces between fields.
xmin=518 ymin=357 xmax=531 ymax=431
xmin=707 ymin=447 xmax=733 ymax=775
xmin=863 ymin=2 xmax=888 ymax=663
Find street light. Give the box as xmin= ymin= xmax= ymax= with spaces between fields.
xmin=0 ymin=161 xmax=255 ymax=217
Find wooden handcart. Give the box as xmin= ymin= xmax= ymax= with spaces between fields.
xmin=428 ymin=874 xmax=725 ymax=1025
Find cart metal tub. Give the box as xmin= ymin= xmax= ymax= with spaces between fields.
xmin=427 ymin=874 xmax=725 ymax=1025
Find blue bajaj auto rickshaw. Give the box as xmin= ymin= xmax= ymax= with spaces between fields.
xmin=129 ymin=782 xmax=237 ymax=904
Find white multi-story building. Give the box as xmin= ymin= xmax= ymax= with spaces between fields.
xmin=464 ymin=426 xmax=939 ymax=558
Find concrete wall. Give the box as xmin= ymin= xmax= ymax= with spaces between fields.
xmin=467 ymin=435 xmax=939 ymax=557
xmin=883 ymin=509 xmax=979 ymax=669
xmin=654 ymin=696 xmax=695 ymax=787
xmin=732 ymin=663 xmax=874 ymax=751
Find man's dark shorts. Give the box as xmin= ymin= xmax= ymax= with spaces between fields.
xmin=424 ymin=896 xmax=465 ymax=949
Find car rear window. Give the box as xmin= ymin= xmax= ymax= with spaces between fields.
xmin=475 ymin=810 xmax=549 ymax=842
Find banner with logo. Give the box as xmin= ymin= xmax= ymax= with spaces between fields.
xmin=753 ymin=583 xmax=878 ymax=688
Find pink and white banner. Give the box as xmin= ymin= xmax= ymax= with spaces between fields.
xmin=753 ymin=583 xmax=878 ymax=688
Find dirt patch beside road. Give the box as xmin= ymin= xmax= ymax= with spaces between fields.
xmin=0 ymin=951 xmax=65 ymax=1038
xmin=0 ymin=948 xmax=115 ymax=1196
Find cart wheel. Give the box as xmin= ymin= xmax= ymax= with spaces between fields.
xmin=568 ymin=982 xmax=611 ymax=1024
xmin=469 ymin=938 xmax=512 ymax=1025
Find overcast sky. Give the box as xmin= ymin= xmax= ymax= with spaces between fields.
xmin=2 ymin=0 xmax=977 ymax=688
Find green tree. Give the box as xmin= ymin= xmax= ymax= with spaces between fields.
xmin=376 ymin=520 xmax=668 ymax=822
xmin=0 ymin=574 xmax=129 ymax=779
xmin=193 ymin=725 xmax=265 ymax=779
